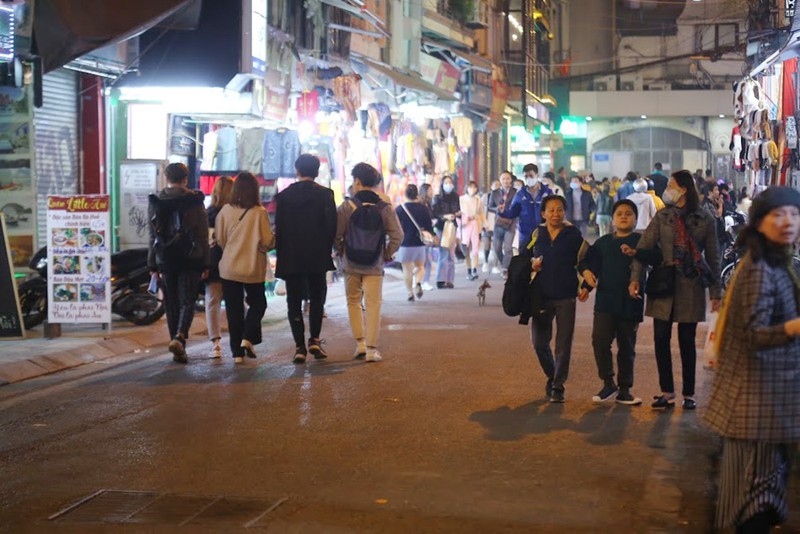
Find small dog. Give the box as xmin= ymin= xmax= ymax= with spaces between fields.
xmin=477 ymin=279 xmax=491 ymax=307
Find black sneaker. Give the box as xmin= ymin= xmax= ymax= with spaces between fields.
xmin=544 ymin=378 xmax=553 ymax=398
xmin=682 ymin=398 xmax=697 ymax=410
xmin=592 ymin=384 xmax=618 ymax=403
xmin=169 ymin=338 xmax=187 ymax=364
xmin=436 ymin=281 xmax=446 ymax=289
xmin=550 ymin=389 xmax=565 ymax=403
xmin=293 ymin=346 xmax=307 ymax=364
xmin=308 ymin=338 xmax=328 ymax=360
xmin=415 ymin=284 xmax=423 ymax=299
xmin=651 ymin=395 xmax=676 ymax=410
xmin=615 ymin=390 xmax=643 ymax=405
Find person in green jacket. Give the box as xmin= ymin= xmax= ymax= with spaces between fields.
xmin=582 ymin=199 xmax=661 ymax=404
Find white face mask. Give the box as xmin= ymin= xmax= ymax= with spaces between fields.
xmin=468 ymin=188 xmax=477 ymax=196
xmin=525 ymin=177 xmax=537 ymax=187
xmin=662 ymin=188 xmax=683 ymax=206
xmin=443 ymin=184 xmax=454 ymax=194
xmin=570 ymin=182 xmax=580 ymax=190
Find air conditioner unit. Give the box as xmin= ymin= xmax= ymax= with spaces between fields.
xmin=593 ymin=75 xmax=617 ymax=91
xmin=465 ymin=0 xmax=489 ymax=29
xmin=620 ymin=74 xmax=643 ymax=91
xmin=648 ymin=82 xmax=672 ymax=91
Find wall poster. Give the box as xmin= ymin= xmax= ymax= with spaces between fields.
xmin=46 ymin=195 xmax=111 ymax=324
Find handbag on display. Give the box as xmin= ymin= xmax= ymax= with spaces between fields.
xmin=439 ymin=220 xmax=457 ymax=249
xmin=400 ymin=202 xmax=438 ymax=247
xmin=645 ymin=264 xmax=676 ymax=297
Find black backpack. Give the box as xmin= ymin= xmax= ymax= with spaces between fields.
xmin=345 ymin=198 xmax=386 ymax=266
xmin=149 ymin=194 xmax=195 ymax=266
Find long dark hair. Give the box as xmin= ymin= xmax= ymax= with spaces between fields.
xmin=231 ymin=172 xmax=261 ymax=209
xmin=672 ymin=170 xmax=699 ymax=213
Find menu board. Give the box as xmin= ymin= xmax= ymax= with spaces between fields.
xmin=0 ymin=213 xmax=23 ymax=338
xmin=46 ymin=195 xmax=111 ymax=324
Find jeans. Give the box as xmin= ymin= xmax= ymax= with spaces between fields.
xmin=222 ymin=279 xmax=267 ymax=358
xmin=345 ymin=273 xmax=383 ymax=348
xmin=653 ymin=319 xmax=698 ymax=396
xmin=596 ymin=214 xmax=611 ymax=236
xmin=284 ymin=273 xmax=327 ymax=349
xmin=205 ymin=281 xmax=224 ymax=341
xmin=161 ymin=270 xmax=201 ymax=341
xmin=531 ymin=298 xmax=577 ymax=391
xmin=423 ymin=246 xmax=435 ymax=284
xmin=591 ymin=312 xmax=638 ymax=389
xmin=436 ymin=244 xmax=455 ymax=283
xmin=492 ymin=224 xmax=515 ymax=269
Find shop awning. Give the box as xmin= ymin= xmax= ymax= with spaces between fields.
xmin=356 ymin=57 xmax=458 ymax=101
xmin=320 ymin=0 xmax=390 ymax=37
xmin=422 ymin=39 xmax=493 ymax=73
xmin=33 ymin=0 xmax=201 ymax=73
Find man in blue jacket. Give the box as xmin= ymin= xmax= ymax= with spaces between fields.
xmin=499 ymin=163 xmax=553 ymax=251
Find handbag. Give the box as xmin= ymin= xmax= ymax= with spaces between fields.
xmin=439 ymin=220 xmax=457 ymax=249
xmin=645 ymin=264 xmax=676 ymax=297
xmin=400 ymin=202 xmax=439 ymax=247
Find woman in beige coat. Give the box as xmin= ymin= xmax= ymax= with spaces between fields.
xmin=459 ymin=181 xmax=485 ymax=281
xmin=216 ymin=172 xmax=275 ymax=364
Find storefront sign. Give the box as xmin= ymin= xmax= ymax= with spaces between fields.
xmin=420 ymin=53 xmax=461 ymax=94
xmin=466 ymin=84 xmax=492 ymax=109
xmin=253 ymin=79 xmax=289 ymax=123
xmin=0 ymin=214 xmax=24 ymax=338
xmin=489 ymin=81 xmax=510 ymax=126
xmin=119 ymin=160 xmax=162 ymax=250
xmin=787 ymin=0 xmax=795 ymax=18
xmin=46 ymin=195 xmax=111 ymax=324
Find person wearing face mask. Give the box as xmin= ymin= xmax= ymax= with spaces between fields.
xmin=459 ymin=181 xmax=485 ymax=281
xmin=595 ymin=178 xmax=614 ymax=236
xmin=482 ymin=180 xmax=501 ymax=273
xmin=626 ymin=178 xmax=657 ymax=231
xmin=703 ymin=187 xmax=800 ymax=533
xmin=540 ymin=170 xmax=565 ymax=197
xmin=433 ymin=175 xmax=461 ymax=288
xmin=564 ymin=176 xmax=596 ymax=236
xmin=487 ymin=171 xmax=518 ymax=275
xmin=499 ymin=163 xmax=553 ymax=252
xmin=629 ymin=170 xmax=721 ymax=411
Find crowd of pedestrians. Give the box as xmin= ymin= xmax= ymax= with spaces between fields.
xmin=147 ymin=157 xmax=800 ymax=532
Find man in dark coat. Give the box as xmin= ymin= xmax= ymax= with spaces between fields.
xmin=275 ymin=154 xmax=337 ymax=363
xmin=649 ymin=162 xmax=669 ymax=198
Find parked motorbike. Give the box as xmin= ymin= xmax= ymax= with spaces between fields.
xmin=17 ymin=247 xmax=165 ymax=329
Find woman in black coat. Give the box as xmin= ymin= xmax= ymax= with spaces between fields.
xmin=432 ymin=175 xmax=460 ymax=288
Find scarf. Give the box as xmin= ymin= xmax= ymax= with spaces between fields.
xmin=673 ymin=209 xmax=713 ymax=288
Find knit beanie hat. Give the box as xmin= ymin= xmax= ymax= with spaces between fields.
xmin=749 ymin=186 xmax=800 ymax=225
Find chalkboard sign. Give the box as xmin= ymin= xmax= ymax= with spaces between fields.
xmin=0 ymin=214 xmax=24 ymax=338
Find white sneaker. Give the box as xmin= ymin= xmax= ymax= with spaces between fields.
xmin=481 ymin=262 xmax=489 ymax=273
xmin=491 ymin=267 xmax=502 ymax=275
xmin=354 ymin=341 xmax=367 ymax=360
xmin=209 ymin=344 xmax=222 ymax=359
xmin=365 ymin=349 xmax=382 ymax=362
xmin=421 ymin=282 xmax=434 ymax=291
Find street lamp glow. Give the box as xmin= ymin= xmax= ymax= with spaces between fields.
xmin=641 ymin=115 xmax=647 ymax=119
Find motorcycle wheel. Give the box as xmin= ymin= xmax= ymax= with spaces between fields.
xmin=18 ymin=278 xmax=47 ymax=329
xmin=119 ymin=287 xmax=165 ymax=326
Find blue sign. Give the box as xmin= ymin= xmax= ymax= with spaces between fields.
xmin=594 ymin=154 xmax=610 ymax=162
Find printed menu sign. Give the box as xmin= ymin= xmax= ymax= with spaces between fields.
xmin=46 ymin=195 xmax=111 ymax=324
xmin=0 ymin=213 xmax=24 ymax=338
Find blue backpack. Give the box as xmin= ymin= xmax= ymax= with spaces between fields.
xmin=345 ymin=198 xmax=386 ymax=266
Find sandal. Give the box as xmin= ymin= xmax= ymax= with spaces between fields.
xmin=682 ymin=398 xmax=697 ymax=410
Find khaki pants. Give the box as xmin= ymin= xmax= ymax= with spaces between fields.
xmin=345 ymin=273 xmax=383 ymax=348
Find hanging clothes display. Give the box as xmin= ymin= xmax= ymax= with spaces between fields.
xmin=450 ymin=116 xmax=474 ymax=149
xmin=215 ymin=126 xmax=238 ymax=171
xmin=201 ymin=128 xmax=218 ymax=171
xmin=238 ymin=128 xmax=265 ymax=175
xmin=263 ymin=129 xmax=301 ymax=179
xmin=433 ymin=139 xmax=449 ymax=174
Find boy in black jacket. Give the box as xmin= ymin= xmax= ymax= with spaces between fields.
xmin=582 ymin=199 xmax=661 ymax=404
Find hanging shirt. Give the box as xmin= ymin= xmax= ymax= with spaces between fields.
xmin=215 ymin=127 xmax=238 ymax=171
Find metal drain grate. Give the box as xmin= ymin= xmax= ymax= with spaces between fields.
xmin=49 ymin=490 xmax=287 ymax=527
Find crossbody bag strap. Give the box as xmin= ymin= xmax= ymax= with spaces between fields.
xmin=400 ymin=202 xmax=424 ymax=235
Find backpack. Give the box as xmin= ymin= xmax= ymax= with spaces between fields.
xmin=345 ymin=197 xmax=386 ymax=266
xmin=149 ymin=194 xmax=195 ymax=266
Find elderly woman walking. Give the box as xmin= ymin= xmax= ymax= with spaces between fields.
xmin=704 ymin=187 xmax=800 ymax=533
xmin=629 ymin=170 xmax=721 ymax=410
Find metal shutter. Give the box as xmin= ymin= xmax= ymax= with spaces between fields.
xmin=34 ymin=69 xmax=79 ymax=248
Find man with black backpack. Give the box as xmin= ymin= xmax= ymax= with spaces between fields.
xmin=148 ymin=162 xmax=209 ymax=363
xmin=335 ymin=163 xmax=403 ymax=362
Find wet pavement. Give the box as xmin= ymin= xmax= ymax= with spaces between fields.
xmin=0 ymin=265 xmax=798 ymax=532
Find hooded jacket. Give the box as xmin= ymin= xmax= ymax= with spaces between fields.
xmin=626 ymin=191 xmax=657 ymax=231
xmin=147 ymin=186 xmax=209 ymax=272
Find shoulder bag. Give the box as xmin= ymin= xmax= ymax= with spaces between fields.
xmin=645 ymin=264 xmax=676 ymax=297
xmin=400 ymin=202 xmax=439 ymax=247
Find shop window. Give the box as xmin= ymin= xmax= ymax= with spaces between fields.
xmin=695 ymin=23 xmax=739 ymax=53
